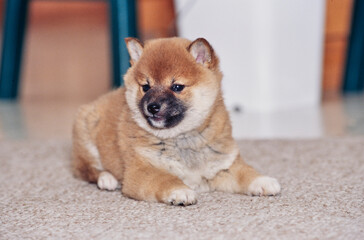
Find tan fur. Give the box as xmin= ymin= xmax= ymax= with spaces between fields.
xmin=72 ymin=37 xmax=280 ymax=206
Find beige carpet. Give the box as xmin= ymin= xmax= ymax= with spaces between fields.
xmin=1 ymin=138 xmax=363 ymax=239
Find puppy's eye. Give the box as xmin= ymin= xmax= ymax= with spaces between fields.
xmin=171 ymin=84 xmax=185 ymax=93
xmin=142 ymin=84 xmax=151 ymax=92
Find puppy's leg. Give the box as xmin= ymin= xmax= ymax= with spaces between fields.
xmin=72 ymin=105 xmax=119 ymax=191
xmin=122 ymin=159 xmax=197 ymax=206
xmin=73 ymin=148 xmax=120 ymax=191
xmin=209 ymin=154 xmax=281 ymax=196
xmin=72 ymin=152 xmax=101 ymax=183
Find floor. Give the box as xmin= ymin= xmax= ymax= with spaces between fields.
xmin=2 ymin=137 xmax=363 ymax=239
xmin=231 ymin=93 xmax=364 ymax=139
xmin=0 ymin=93 xmax=363 ymax=141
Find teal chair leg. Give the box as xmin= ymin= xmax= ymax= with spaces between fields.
xmin=0 ymin=0 xmax=30 ymax=99
xmin=343 ymin=0 xmax=364 ymax=92
xmin=109 ymin=0 xmax=137 ymax=87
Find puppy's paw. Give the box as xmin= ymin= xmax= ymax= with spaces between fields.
xmin=97 ymin=171 xmax=119 ymax=191
xmin=247 ymin=176 xmax=281 ymax=196
xmin=165 ymin=188 xmax=197 ymax=206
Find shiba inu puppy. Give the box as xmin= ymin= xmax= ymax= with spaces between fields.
xmin=72 ymin=37 xmax=280 ymax=206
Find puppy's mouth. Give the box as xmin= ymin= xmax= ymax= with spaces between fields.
xmin=150 ymin=116 xmax=163 ymax=122
xmin=145 ymin=111 xmax=184 ymax=129
xmin=147 ymin=114 xmax=165 ymax=128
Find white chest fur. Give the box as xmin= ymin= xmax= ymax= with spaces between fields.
xmin=137 ymin=131 xmax=238 ymax=192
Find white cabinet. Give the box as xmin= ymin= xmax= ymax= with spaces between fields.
xmin=175 ymin=0 xmax=326 ymax=113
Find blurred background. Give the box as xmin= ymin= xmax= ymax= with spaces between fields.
xmin=0 ymin=0 xmax=363 ymax=140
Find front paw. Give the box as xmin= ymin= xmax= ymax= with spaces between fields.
xmin=247 ymin=176 xmax=281 ymax=196
xmin=164 ymin=188 xmax=197 ymax=206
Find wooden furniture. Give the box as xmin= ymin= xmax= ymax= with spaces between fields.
xmin=322 ymin=0 xmax=354 ymax=95
xmin=137 ymin=0 xmax=176 ymax=40
xmin=0 ymin=0 xmax=137 ymax=99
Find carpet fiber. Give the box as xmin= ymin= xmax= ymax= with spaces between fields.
xmin=1 ymin=138 xmax=363 ymax=239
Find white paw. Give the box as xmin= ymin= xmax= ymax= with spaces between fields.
xmin=248 ymin=176 xmax=281 ymax=196
xmin=97 ymin=171 xmax=119 ymax=191
xmin=166 ymin=188 xmax=197 ymax=206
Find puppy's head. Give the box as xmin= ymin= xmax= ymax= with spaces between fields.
xmin=124 ymin=37 xmax=222 ymax=139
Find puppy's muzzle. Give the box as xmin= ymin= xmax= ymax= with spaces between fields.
xmin=139 ymin=87 xmax=187 ymax=129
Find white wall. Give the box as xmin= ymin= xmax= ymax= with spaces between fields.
xmin=175 ymin=0 xmax=326 ymax=113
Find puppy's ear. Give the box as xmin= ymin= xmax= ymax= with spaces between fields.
xmin=125 ymin=37 xmax=144 ymax=65
xmin=188 ymin=38 xmax=218 ymax=69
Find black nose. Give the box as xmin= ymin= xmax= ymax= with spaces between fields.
xmin=147 ymin=103 xmax=160 ymax=115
